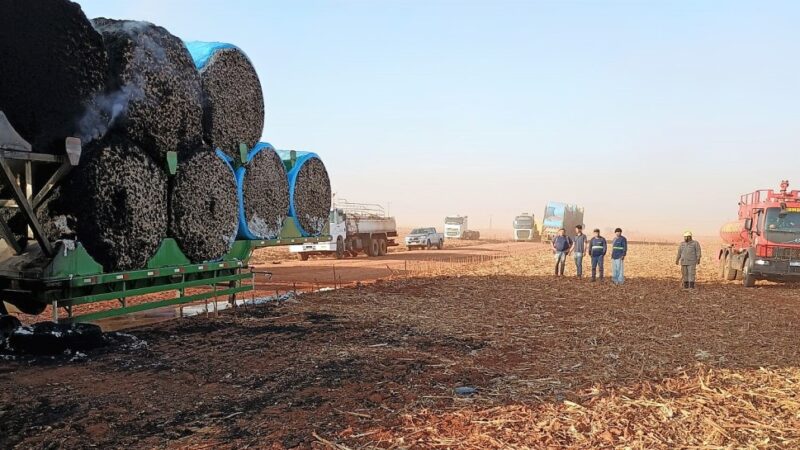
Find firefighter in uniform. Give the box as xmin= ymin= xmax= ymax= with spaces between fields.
xmin=676 ymin=231 xmax=702 ymax=289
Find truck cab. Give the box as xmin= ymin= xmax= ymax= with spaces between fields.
xmin=513 ymin=213 xmax=538 ymax=241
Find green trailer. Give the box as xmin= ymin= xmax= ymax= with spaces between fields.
xmin=0 ymin=112 xmax=328 ymax=324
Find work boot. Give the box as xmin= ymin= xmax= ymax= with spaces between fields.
xmin=690 ymin=282 xmax=695 ymax=289
xmin=591 ymin=277 xmax=596 ymax=282
xmin=683 ymin=282 xmax=688 ymax=289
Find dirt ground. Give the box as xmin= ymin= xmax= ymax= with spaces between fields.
xmin=2 ymin=241 xmax=800 ymax=449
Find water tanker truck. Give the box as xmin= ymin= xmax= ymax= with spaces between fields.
xmin=290 ymin=201 xmax=398 ymax=259
xmin=719 ymin=180 xmax=800 ymax=287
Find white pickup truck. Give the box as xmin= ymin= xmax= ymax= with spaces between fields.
xmin=405 ymin=227 xmax=444 ymax=250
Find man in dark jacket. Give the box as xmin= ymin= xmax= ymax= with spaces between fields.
xmin=572 ymin=225 xmax=588 ymax=278
xmin=589 ymin=228 xmax=607 ymax=282
xmin=551 ymin=228 xmax=572 ymax=276
xmin=611 ymin=228 xmax=628 ymax=285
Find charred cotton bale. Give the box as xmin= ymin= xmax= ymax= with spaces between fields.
xmin=90 ymin=19 xmax=203 ymax=161
xmin=185 ymin=42 xmax=265 ymax=158
xmin=170 ymin=150 xmax=238 ymax=262
xmin=40 ymin=138 xmax=168 ymax=272
xmin=237 ymin=143 xmax=289 ymax=239
xmin=278 ymin=151 xmax=331 ymax=236
xmin=0 ymin=0 xmax=107 ymax=152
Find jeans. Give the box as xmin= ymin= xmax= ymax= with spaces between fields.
xmin=554 ymin=251 xmax=567 ymax=276
xmin=612 ymin=258 xmax=625 ymax=284
xmin=574 ymin=252 xmax=584 ymax=277
xmin=591 ymin=255 xmax=604 ymax=279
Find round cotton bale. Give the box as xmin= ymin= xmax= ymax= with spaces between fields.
xmin=169 ymin=149 xmax=238 ymax=262
xmin=40 ymin=137 xmax=168 ymax=272
xmin=278 ymin=151 xmax=331 ymax=236
xmin=185 ymin=42 xmax=265 ymax=158
xmin=0 ymin=0 xmax=107 ymax=152
xmin=91 ymin=19 xmax=203 ymax=161
xmin=236 ymin=143 xmax=289 ymax=239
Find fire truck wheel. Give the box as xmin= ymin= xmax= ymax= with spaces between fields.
xmin=724 ymin=254 xmax=737 ymax=281
xmin=742 ymin=260 xmax=756 ymax=287
xmin=335 ymin=237 xmax=345 ymax=259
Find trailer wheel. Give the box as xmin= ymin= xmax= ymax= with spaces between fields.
xmin=335 ymin=237 xmax=345 ymax=259
xmin=742 ymin=259 xmax=756 ymax=287
xmin=299 ymin=253 xmax=309 ymax=261
xmin=724 ymin=254 xmax=737 ymax=281
xmin=378 ymin=238 xmax=388 ymax=256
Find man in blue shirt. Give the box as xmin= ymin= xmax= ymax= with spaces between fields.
xmin=611 ymin=227 xmax=628 ymax=285
xmin=551 ymin=228 xmax=572 ymax=277
xmin=589 ymin=228 xmax=607 ymax=282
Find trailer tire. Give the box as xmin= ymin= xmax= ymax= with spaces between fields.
xmin=378 ymin=238 xmax=388 ymax=256
xmin=335 ymin=237 xmax=345 ymax=259
xmin=742 ymin=259 xmax=756 ymax=287
xmin=724 ymin=254 xmax=737 ymax=281
xmin=299 ymin=253 xmax=309 ymax=261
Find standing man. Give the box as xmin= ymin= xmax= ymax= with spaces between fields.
xmin=589 ymin=228 xmax=607 ymax=282
xmin=552 ymin=228 xmax=572 ymax=277
xmin=676 ymin=231 xmax=701 ymax=289
xmin=572 ymin=225 xmax=588 ymax=278
xmin=611 ymin=228 xmax=628 ymax=285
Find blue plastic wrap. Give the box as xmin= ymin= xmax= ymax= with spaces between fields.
xmin=276 ymin=149 xmax=326 ymax=237
xmin=184 ymin=41 xmax=237 ymax=70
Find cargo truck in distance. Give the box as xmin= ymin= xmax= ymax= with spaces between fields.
xmin=513 ymin=213 xmax=539 ymax=241
xmin=405 ymin=227 xmax=444 ymax=250
xmin=290 ymin=201 xmax=398 ymax=260
xmin=444 ymin=215 xmax=480 ymax=240
xmin=541 ymin=202 xmax=584 ymax=242
xmin=719 ymin=180 xmax=800 ymax=287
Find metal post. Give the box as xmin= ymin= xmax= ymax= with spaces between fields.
xmin=51 ymin=300 xmax=58 ymax=323
xmin=212 ymin=271 xmax=218 ymax=316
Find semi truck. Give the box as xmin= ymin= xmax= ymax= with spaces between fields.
xmin=290 ymin=201 xmax=398 ymax=260
xmin=512 ymin=213 xmax=539 ymax=241
xmin=444 ymin=215 xmax=480 ymax=240
xmin=718 ymin=180 xmax=800 ymax=287
xmin=541 ymin=202 xmax=584 ymax=242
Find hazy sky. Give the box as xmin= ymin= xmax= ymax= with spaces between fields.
xmin=76 ymin=0 xmax=799 ymax=236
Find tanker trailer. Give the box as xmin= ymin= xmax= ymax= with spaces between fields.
xmin=719 ymin=180 xmax=800 ymax=287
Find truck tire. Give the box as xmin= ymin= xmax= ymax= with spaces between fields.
xmin=378 ymin=238 xmax=388 ymax=256
xmin=724 ymin=254 xmax=737 ymax=281
xmin=368 ymin=239 xmax=380 ymax=257
xmin=335 ymin=237 xmax=345 ymax=259
xmin=426 ymin=240 xmax=431 ymax=250
xmin=299 ymin=253 xmax=309 ymax=261
xmin=742 ymin=259 xmax=756 ymax=287
xmin=437 ymin=240 xmax=443 ymax=250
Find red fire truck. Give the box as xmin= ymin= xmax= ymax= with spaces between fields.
xmin=719 ymin=180 xmax=800 ymax=287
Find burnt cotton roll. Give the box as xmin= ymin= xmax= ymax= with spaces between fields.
xmin=40 ymin=138 xmax=168 ymax=272
xmin=170 ymin=149 xmax=238 ymax=263
xmin=0 ymin=0 xmax=107 ymax=152
xmin=241 ymin=146 xmax=289 ymax=239
xmin=91 ymin=19 xmax=203 ymax=161
xmin=293 ymin=157 xmax=331 ymax=236
xmin=185 ymin=42 xmax=265 ymax=159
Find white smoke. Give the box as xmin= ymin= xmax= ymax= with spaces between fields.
xmin=77 ymin=81 xmax=144 ymax=143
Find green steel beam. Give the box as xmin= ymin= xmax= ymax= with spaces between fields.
xmin=64 ymin=273 xmax=249 ymax=306
xmin=67 ymin=285 xmax=252 ymax=323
